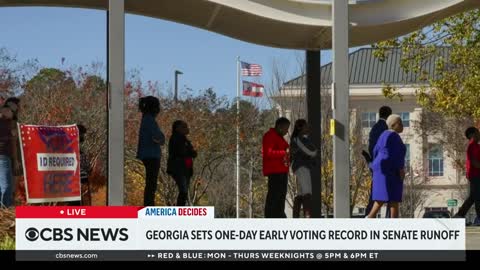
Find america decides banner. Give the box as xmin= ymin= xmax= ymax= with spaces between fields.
xmin=18 ymin=124 xmax=81 ymax=203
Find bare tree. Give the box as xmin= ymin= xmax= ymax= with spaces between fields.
xmin=400 ymin=164 xmax=428 ymax=218
xmin=203 ymin=157 xmax=236 ymax=217
xmin=237 ymin=98 xmax=275 ymax=218
xmin=398 ymin=110 xmax=473 ymax=217
xmin=0 ymin=47 xmax=38 ymax=98
xmin=350 ymin=109 xmax=370 ymax=215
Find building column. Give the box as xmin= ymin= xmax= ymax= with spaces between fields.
xmin=108 ymin=0 xmax=125 ymax=205
xmin=306 ymin=50 xmax=322 ymax=218
xmin=332 ymin=0 xmax=350 ymax=218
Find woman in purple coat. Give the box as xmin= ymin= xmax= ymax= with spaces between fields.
xmin=367 ymin=114 xmax=406 ymax=218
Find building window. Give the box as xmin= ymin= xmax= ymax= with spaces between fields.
xmin=428 ymin=144 xmax=444 ymax=176
xmin=405 ymin=144 xmax=410 ymax=172
xmin=399 ymin=112 xmax=410 ymax=127
xmin=361 ymin=112 xmax=376 ymax=128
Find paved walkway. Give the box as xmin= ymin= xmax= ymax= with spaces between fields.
xmin=467 ymin=227 xmax=480 ymax=250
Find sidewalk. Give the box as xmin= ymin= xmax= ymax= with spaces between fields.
xmin=467 ymin=227 xmax=480 ymax=250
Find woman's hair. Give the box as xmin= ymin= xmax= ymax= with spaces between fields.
xmin=386 ymin=114 xmax=402 ymax=129
xmin=77 ymin=124 xmax=87 ymax=135
xmin=5 ymin=97 xmax=20 ymax=106
xmin=290 ymin=119 xmax=307 ymax=144
xmin=4 ymin=96 xmax=20 ymax=120
xmin=172 ymin=120 xmax=185 ymax=134
xmin=138 ymin=96 xmax=160 ymax=115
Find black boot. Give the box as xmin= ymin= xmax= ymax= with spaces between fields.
xmin=293 ymin=195 xmax=303 ymax=218
xmin=303 ymin=194 xmax=312 ymax=218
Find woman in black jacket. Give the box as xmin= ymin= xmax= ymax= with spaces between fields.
xmin=167 ymin=120 xmax=197 ymax=206
xmin=290 ymin=119 xmax=318 ymax=218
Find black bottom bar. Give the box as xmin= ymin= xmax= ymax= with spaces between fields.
xmin=16 ymin=250 xmax=465 ymax=261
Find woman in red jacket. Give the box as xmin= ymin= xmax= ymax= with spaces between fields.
xmin=262 ymin=117 xmax=290 ymax=218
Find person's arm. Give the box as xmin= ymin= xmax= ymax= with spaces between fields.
xmin=368 ymin=124 xmax=378 ymax=157
xmin=151 ymin=115 xmax=165 ymax=146
xmin=152 ymin=125 xmax=165 ymax=146
xmin=369 ymin=122 xmax=388 ymax=157
xmin=471 ymin=160 xmax=480 ymax=169
xmin=295 ymin=137 xmax=317 ymax=157
xmin=145 ymin=115 xmax=164 ymax=145
xmin=467 ymin=145 xmax=480 ymax=169
xmin=390 ymin=133 xmax=404 ymax=169
xmin=186 ymin=140 xmax=197 ymax=158
xmin=361 ymin=150 xmax=372 ymax=163
xmin=11 ymin=121 xmax=20 ymax=174
xmin=386 ymin=133 xmax=405 ymax=179
xmin=262 ymin=134 xmax=287 ymax=159
xmin=172 ymin=135 xmax=187 ymax=158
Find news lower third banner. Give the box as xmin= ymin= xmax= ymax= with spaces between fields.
xmin=15 ymin=206 xmax=466 ymax=261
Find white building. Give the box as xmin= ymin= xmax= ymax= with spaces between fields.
xmin=273 ymin=48 xmax=474 ymax=219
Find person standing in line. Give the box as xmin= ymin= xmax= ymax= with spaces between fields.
xmin=137 ymin=96 xmax=165 ymax=206
xmin=453 ymin=127 xmax=480 ymax=225
xmin=262 ymin=117 xmax=290 ymax=218
xmin=367 ymin=114 xmax=406 ymax=218
xmin=77 ymin=124 xmax=92 ymax=206
xmin=365 ymin=106 xmax=392 ymax=217
xmin=290 ymin=119 xmax=318 ymax=218
xmin=0 ymin=97 xmax=20 ymax=207
xmin=167 ymin=120 xmax=197 ymax=206
xmin=0 ymin=103 xmax=14 ymax=120
xmin=68 ymin=124 xmax=92 ymax=206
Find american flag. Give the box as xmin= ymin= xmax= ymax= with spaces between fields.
xmin=242 ymin=81 xmax=264 ymax=97
xmin=241 ymin=61 xmax=262 ymax=76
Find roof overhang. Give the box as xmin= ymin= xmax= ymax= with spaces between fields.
xmin=0 ymin=0 xmax=478 ymax=49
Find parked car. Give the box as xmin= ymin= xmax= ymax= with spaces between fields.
xmin=423 ymin=210 xmax=451 ymax=218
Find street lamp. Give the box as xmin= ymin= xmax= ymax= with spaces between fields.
xmin=174 ymin=70 xmax=183 ymax=102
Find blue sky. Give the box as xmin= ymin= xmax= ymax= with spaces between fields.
xmin=0 ymin=7 xmax=340 ymax=101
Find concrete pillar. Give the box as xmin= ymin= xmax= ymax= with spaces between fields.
xmin=107 ymin=0 xmax=125 ymax=205
xmin=332 ymin=0 xmax=350 ymax=218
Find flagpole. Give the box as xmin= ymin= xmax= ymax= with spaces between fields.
xmin=236 ymin=56 xmax=240 ymax=219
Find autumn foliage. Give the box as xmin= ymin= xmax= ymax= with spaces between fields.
xmin=1 ymin=50 xmax=273 ymax=218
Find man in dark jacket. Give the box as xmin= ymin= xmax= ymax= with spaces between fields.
xmin=365 ymin=106 xmax=392 ymax=217
xmin=262 ymin=117 xmax=290 ymax=218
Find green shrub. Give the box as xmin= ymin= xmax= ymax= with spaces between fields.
xmin=0 ymin=235 xmax=15 ymax=250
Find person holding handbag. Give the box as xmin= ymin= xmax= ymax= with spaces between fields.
xmin=167 ymin=120 xmax=197 ymax=206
